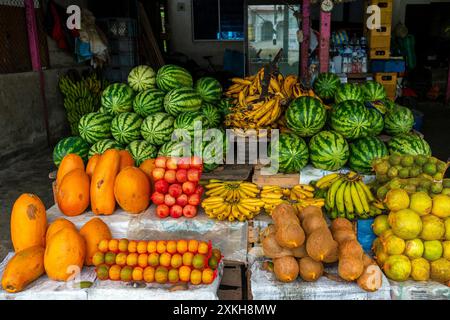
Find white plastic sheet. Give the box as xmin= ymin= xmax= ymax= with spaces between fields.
xmin=389 ymin=280 xmax=450 ymax=300
xmin=249 ymin=260 xmax=392 ymax=300
xmin=300 ymin=165 xmax=376 ymax=185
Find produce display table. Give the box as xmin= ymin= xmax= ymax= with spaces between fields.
xmin=0 ymin=253 xmax=224 ymax=300
xmin=389 ymin=280 xmax=450 ymax=300
xmin=249 ymin=260 xmax=392 ymax=300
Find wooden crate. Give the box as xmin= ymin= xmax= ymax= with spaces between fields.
xmin=375 ymin=72 xmax=397 ymax=99
xmin=201 ymin=164 xmax=253 ymax=182
xmin=218 ymin=262 xmax=247 ymax=300
xmin=370 ymin=47 xmax=390 ymax=60
xmin=252 ymin=165 xmax=300 ymax=188
xmin=368 ymin=25 xmax=391 ymax=48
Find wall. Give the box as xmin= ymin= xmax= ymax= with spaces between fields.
xmin=167 ymin=0 xmax=244 ymax=68
xmin=392 ymin=0 xmax=449 ymax=26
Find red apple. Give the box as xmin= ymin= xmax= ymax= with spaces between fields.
xmin=188 ymin=194 xmax=201 ymax=206
xmin=190 ymin=156 xmax=203 ymax=170
xmin=187 ymin=169 xmax=201 ymax=182
xmin=195 ymin=185 xmax=205 ymax=196
xmin=176 ymin=169 xmax=188 ymax=183
xmin=166 ymin=157 xmax=178 ymax=170
xmin=151 ymin=192 xmax=165 ymax=205
xmin=178 ymin=157 xmax=191 ymax=170
xmin=164 ymin=194 xmax=176 ymax=207
xmin=176 ymin=194 xmax=189 ymax=207
xmin=155 ymin=180 xmax=169 ymax=194
xmin=182 ymin=181 xmax=196 ymax=196
xmin=168 ymin=184 xmax=183 ymax=198
xmin=183 ymin=205 xmax=198 ymax=218
xmin=155 ymin=157 xmax=167 ymax=169
xmin=170 ymin=205 xmax=183 ymax=219
xmin=156 ymin=205 xmax=170 ymax=218
xmin=164 ymin=170 xmax=177 ymax=184
xmin=152 ymin=168 xmax=166 ymax=181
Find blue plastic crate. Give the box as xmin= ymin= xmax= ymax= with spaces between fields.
xmin=371 ymin=59 xmax=406 ymax=73
xmin=357 ymin=219 xmax=376 ymax=254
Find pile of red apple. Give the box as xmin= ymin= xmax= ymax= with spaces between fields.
xmin=151 ymin=156 xmax=204 ymax=219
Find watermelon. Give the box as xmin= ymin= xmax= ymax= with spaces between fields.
xmin=335 ymin=83 xmax=364 ymax=104
xmin=201 ymin=133 xmax=226 ymax=172
xmin=88 ymin=139 xmax=123 ymax=158
xmin=309 ymin=131 xmax=350 ymax=171
xmin=286 ymin=97 xmax=327 ymax=137
xmin=349 ymin=137 xmax=388 ymax=174
xmin=101 ymin=83 xmax=134 ymax=115
xmin=367 ymin=108 xmax=385 ymax=136
xmin=156 ymin=64 xmax=193 ymax=92
xmin=174 ymin=112 xmax=207 ymax=139
xmin=381 ymin=99 xmax=397 ymax=113
xmin=164 ymin=87 xmax=202 ymax=116
xmin=53 ymin=136 xmax=90 ymax=167
xmin=272 ymin=133 xmax=309 ymax=174
xmin=128 ymin=65 xmax=156 ymax=92
xmin=78 ymin=112 xmax=113 ymax=144
xmin=111 ymin=112 xmax=143 ymax=145
xmin=133 ymin=88 xmax=165 ymax=117
xmin=201 ymin=103 xmax=222 ymax=128
xmin=141 ymin=112 xmax=175 ymax=146
xmin=195 ymin=77 xmax=223 ymax=103
xmin=126 ymin=140 xmax=158 ymax=166
xmin=217 ymin=98 xmax=234 ymax=116
xmin=362 ymin=81 xmax=387 ymax=101
xmin=158 ymin=140 xmax=192 ymax=158
xmin=313 ymin=73 xmax=341 ymax=100
xmin=330 ymin=101 xmax=371 ymax=140
xmin=384 ymin=106 xmax=414 ymax=136
xmin=387 ymin=133 xmax=431 ymax=156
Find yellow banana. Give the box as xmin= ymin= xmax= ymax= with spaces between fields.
xmin=350 ymin=182 xmax=365 ymax=215
xmin=354 ymin=181 xmax=370 ymax=213
xmin=316 ymin=173 xmax=341 ymax=189
xmin=326 ymin=178 xmax=345 ymax=209
xmin=357 ymin=180 xmax=375 ymax=202
xmin=231 ymin=78 xmax=252 ymax=85
xmin=343 ymin=183 xmax=355 ymax=214
xmin=335 ymin=181 xmax=347 ymax=213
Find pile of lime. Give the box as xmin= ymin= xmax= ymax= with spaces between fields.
xmin=376 ymin=178 xmax=450 ymax=201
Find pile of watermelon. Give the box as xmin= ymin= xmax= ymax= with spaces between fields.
xmin=54 ymin=64 xmax=228 ymax=172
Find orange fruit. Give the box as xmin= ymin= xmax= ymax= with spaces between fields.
xmin=211 ymin=248 xmax=221 ymax=261
xmin=108 ymin=239 xmax=120 ymax=253
xmin=188 ymin=240 xmax=199 ymax=253
xmin=98 ymin=239 xmax=109 ymax=253
xmin=159 ymin=252 xmax=172 ymax=267
xmin=148 ymin=253 xmax=160 ymax=267
xmin=109 ymin=265 xmax=121 ymax=281
xmin=168 ymin=269 xmax=179 ymax=283
xmin=104 ymin=252 xmax=117 ymax=266
xmin=182 ymin=252 xmax=194 ymax=267
xmin=96 ymin=264 xmax=109 ymax=280
xmin=115 ymin=253 xmax=128 ymax=266
xmin=156 ymin=241 xmax=167 ymax=254
xmin=128 ymin=240 xmax=138 ymax=253
xmin=192 ymin=254 xmax=206 ymax=270
xmin=118 ymin=239 xmax=129 ymax=253
xmin=120 ymin=266 xmax=133 ymax=282
xmin=167 ymin=240 xmax=177 ymax=254
xmin=171 ymin=254 xmax=183 ymax=269
xmin=177 ymin=240 xmax=188 ymax=254
xmin=147 ymin=240 xmax=157 ymax=253
xmin=198 ymin=241 xmax=209 ymax=255
xmin=92 ymin=252 xmax=105 ymax=266
xmin=138 ymin=253 xmax=148 ymax=268
xmin=132 ymin=267 xmax=144 ymax=281
xmin=179 ymin=266 xmax=191 ymax=282
xmin=137 ymin=241 xmax=148 ymax=254
xmin=143 ymin=266 xmax=155 ymax=283
xmin=190 ymin=269 xmax=202 ymax=285
xmin=155 ymin=266 xmax=168 ymax=284
xmin=126 ymin=253 xmax=138 ymax=267
xmin=202 ymin=268 xmax=215 ymax=284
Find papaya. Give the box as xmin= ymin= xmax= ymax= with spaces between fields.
xmin=79 ymin=218 xmax=112 ymax=266
xmin=1 ymin=246 xmax=45 ymax=293
xmin=46 ymin=218 xmax=76 ymax=243
xmin=139 ymin=158 xmax=156 ymax=190
xmin=56 ymin=154 xmax=85 ymax=190
xmin=57 ymin=168 xmax=90 ymax=217
xmin=44 ymin=228 xmax=86 ymax=281
xmin=86 ymin=154 xmax=100 ymax=178
xmin=90 ymin=149 xmax=121 ymax=215
xmin=114 ymin=167 xmax=150 ymax=214
xmin=11 ymin=194 xmax=47 ymax=252
xmin=119 ymin=150 xmax=135 ymax=171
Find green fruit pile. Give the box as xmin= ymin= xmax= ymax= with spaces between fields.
xmin=376 ymin=177 xmax=449 ymax=201
xmin=372 ymin=189 xmax=450 ymax=283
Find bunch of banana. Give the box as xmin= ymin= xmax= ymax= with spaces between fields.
xmin=292 ymin=83 xmax=322 ymax=102
xmin=260 ymin=186 xmax=289 ymax=214
xmin=201 ymin=196 xmax=264 ymax=222
xmin=294 ymin=198 xmax=326 ymax=213
xmin=290 ymin=185 xmax=315 ymax=201
xmin=205 ymin=180 xmax=260 ymax=201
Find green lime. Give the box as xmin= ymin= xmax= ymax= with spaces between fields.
xmin=423 ymin=163 xmax=437 ymax=176
xmin=401 ymin=155 xmax=415 ymax=167
xmin=389 ymin=155 xmax=402 ymax=166
xmin=410 ymin=166 xmax=422 ymax=178
xmin=415 ymin=155 xmax=428 ymax=166
xmin=399 ymin=168 xmax=410 ymax=179
xmin=388 ymin=167 xmax=399 ymax=179
xmin=430 ymin=183 xmax=444 ymax=194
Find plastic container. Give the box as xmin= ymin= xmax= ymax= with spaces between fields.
xmin=371 ymin=59 xmax=406 ymax=73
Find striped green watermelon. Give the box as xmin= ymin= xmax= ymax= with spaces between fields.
xmin=126 ymin=140 xmax=158 ymax=166
xmin=88 ymin=139 xmax=123 ymax=158
xmin=78 ymin=112 xmax=113 ymax=144
xmin=111 ymin=112 xmax=143 ymax=145
xmin=349 ymin=136 xmax=388 ymax=174
xmin=387 ymin=133 xmax=431 ymax=156
xmin=174 ymin=112 xmax=207 ymax=138
xmin=201 ymin=103 xmax=222 ymax=128
xmin=128 ymin=65 xmax=156 ymax=92
xmin=367 ymin=108 xmax=385 ymax=136
xmin=195 ymin=77 xmax=222 ymax=103
xmin=335 ymin=83 xmax=364 ymax=104
xmin=217 ymin=98 xmax=234 ymax=116
xmin=133 ymin=88 xmax=165 ymax=117
xmin=53 ymin=136 xmax=90 ymax=167
xmin=164 ymin=87 xmax=202 ymax=116
xmin=362 ymin=81 xmax=387 ymax=101
xmin=273 ymin=133 xmax=309 ymax=174
xmin=158 ymin=140 xmax=192 ymax=158
xmin=384 ymin=106 xmax=414 ymax=136
xmin=141 ymin=112 xmax=175 ymax=146
xmin=313 ymin=73 xmax=341 ymax=100
xmin=330 ymin=101 xmax=371 ymax=140
xmin=101 ymin=83 xmax=134 ymax=115
xmin=156 ymin=64 xmax=193 ymax=92
xmin=286 ymin=97 xmax=327 ymax=137
xmin=309 ymin=131 xmax=350 ymax=171
xmin=381 ymin=99 xmax=397 ymax=113
xmin=201 ymin=134 xmax=226 ymax=172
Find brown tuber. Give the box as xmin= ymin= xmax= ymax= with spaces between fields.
xmin=331 ymin=218 xmax=354 ymax=234
xmin=275 ymin=223 xmax=306 ymax=249
xmin=291 ymin=244 xmax=308 ymax=259
xmin=332 ymin=228 xmax=357 ymax=244
xmin=299 ymin=257 xmax=324 ymax=282
xmin=298 ymin=206 xmax=323 ymax=223
xmin=272 ymin=203 xmax=299 ymax=226
xmin=306 ymin=227 xmax=338 ymax=262
xmin=262 ymin=234 xmax=295 ymax=259
xmin=302 ymin=214 xmax=328 ymax=236
xmin=273 ymin=256 xmax=299 ymax=283
xmin=357 ymin=254 xmax=383 ymax=292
